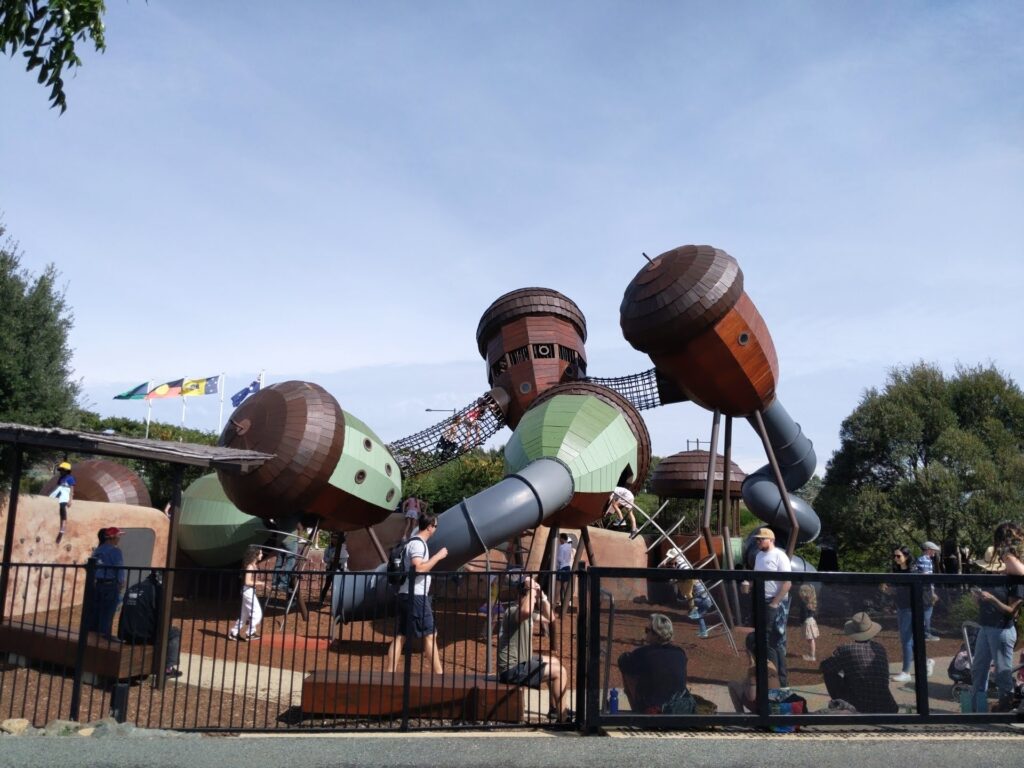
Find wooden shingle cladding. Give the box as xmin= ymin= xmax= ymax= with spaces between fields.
xmin=619 ymin=245 xmax=779 ymax=416
xmin=650 ymin=450 xmax=746 ymax=499
xmin=476 ymin=288 xmax=588 ymax=428
xmin=39 ymin=458 xmax=152 ymax=508
xmin=217 ymin=381 xmax=346 ymax=522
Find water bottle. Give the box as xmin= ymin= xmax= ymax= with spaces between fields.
xmin=608 ymin=687 xmax=619 ymax=713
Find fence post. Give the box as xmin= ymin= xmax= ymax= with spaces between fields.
xmin=400 ymin=567 xmax=415 ymax=731
xmin=910 ymin=580 xmax=930 ymax=716
xmin=574 ymin=564 xmax=588 ymax=730
xmin=584 ymin=568 xmax=602 ymax=734
xmin=69 ymin=557 xmax=97 ymax=721
xmin=752 ymin=576 xmax=770 ymax=729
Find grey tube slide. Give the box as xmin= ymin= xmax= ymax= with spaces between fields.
xmin=742 ymin=398 xmax=821 ymax=544
xmin=334 ymin=457 xmax=575 ymax=620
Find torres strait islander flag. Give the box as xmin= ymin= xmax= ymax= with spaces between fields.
xmin=181 ymin=375 xmax=221 ymax=397
xmin=145 ymin=379 xmax=184 ymax=399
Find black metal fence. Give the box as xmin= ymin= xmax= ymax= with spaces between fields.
xmin=1 ymin=560 xmax=1021 ymax=731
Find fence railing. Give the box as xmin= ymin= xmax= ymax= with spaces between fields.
xmin=1 ymin=560 xmax=1021 ymax=731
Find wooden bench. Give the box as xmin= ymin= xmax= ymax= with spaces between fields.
xmin=301 ymin=670 xmax=526 ymax=722
xmin=0 ymin=620 xmax=155 ymax=685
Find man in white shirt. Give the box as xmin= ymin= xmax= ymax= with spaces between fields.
xmin=386 ymin=511 xmax=448 ymax=674
xmin=753 ymin=527 xmax=792 ymax=686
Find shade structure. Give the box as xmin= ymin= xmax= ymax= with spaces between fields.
xmin=650 ymin=450 xmax=746 ymax=499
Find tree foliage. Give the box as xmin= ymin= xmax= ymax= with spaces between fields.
xmin=817 ymin=362 xmax=1024 ymax=570
xmin=402 ymin=448 xmax=507 ymax=514
xmin=0 ymin=0 xmax=106 ymax=112
xmin=0 ymin=222 xmax=80 ymax=428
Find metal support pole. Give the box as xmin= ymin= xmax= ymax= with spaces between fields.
xmin=751 ymin=410 xmax=800 ymax=558
xmin=911 ymin=581 xmax=930 ymax=716
xmin=154 ymin=464 xmax=184 ymax=689
xmin=69 ymin=557 xmax=97 ymax=721
xmin=0 ymin=446 xmax=24 ymax=625
xmin=752 ymin=577 xmax=770 ymax=729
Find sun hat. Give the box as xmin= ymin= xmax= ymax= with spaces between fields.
xmin=753 ymin=527 xmax=775 ymax=540
xmin=922 ymin=541 xmax=940 ymax=553
xmin=843 ymin=611 xmax=882 ymax=641
xmin=649 ymin=613 xmax=674 ymax=642
xmin=972 ymin=546 xmax=1005 ymax=572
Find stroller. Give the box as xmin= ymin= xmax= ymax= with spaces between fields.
xmin=948 ymin=620 xmax=1024 ymax=711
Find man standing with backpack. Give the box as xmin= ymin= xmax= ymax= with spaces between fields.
xmin=386 ymin=512 xmax=448 ymax=675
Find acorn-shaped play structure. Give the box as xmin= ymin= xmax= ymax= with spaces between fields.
xmin=178 ymin=474 xmax=265 ymax=567
xmin=40 ymin=458 xmax=152 ymax=508
xmin=476 ymin=288 xmax=588 ymax=429
xmin=621 ymin=245 xmax=819 ymax=552
xmin=217 ymin=381 xmax=401 ymax=532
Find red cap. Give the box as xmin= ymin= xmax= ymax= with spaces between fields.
xmin=104 ymin=527 xmax=124 ymax=537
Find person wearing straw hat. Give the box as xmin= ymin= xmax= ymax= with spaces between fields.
xmin=819 ymin=611 xmax=898 ymax=714
xmin=968 ymin=542 xmax=1023 ymax=712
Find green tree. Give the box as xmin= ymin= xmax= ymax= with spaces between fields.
xmin=0 ymin=223 xmax=80 ymax=429
xmin=1 ymin=0 xmax=106 ymax=112
xmin=403 ymin=447 xmax=507 ymax=514
xmin=817 ymin=362 xmax=1024 ymax=571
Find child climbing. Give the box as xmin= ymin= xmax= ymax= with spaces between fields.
xmin=48 ymin=461 xmax=75 ymax=540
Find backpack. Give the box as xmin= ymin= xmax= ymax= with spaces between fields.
xmin=386 ymin=540 xmax=409 ymax=587
xmin=661 ymin=688 xmax=697 ymax=715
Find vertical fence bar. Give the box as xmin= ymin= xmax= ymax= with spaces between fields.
xmin=68 ymin=557 xmax=97 ymax=721
xmin=584 ymin=567 xmax=601 ymax=733
xmin=752 ymin=575 xmax=770 ymax=729
xmin=910 ymin=580 xmax=930 ymax=716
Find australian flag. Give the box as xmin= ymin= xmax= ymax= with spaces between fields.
xmin=230 ymin=379 xmax=262 ymax=408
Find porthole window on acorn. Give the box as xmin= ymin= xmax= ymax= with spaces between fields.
xmin=738 ymin=331 xmax=750 ymax=346
xmin=385 ymin=463 xmax=392 ymax=476
xmin=355 ymin=470 xmax=367 ymax=484
xmin=363 ymin=438 xmax=373 ymax=451
xmin=519 ymin=381 xmax=532 ymax=394
xmin=386 ymin=489 xmax=395 ymax=502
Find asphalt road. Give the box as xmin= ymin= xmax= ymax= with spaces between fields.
xmin=2 ymin=730 xmax=1024 ymax=768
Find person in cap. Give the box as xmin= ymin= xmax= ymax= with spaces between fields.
xmin=618 ymin=613 xmax=688 ymax=713
xmin=969 ymin=539 xmax=1024 ymax=712
xmin=819 ymin=611 xmax=898 ymax=714
xmin=917 ymin=541 xmax=941 ymax=640
xmin=749 ymin=527 xmax=792 ymax=686
xmin=48 ymin=461 xmax=76 ymax=539
xmin=86 ymin=526 xmax=126 ymax=641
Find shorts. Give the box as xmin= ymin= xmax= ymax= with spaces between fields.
xmin=556 ymin=566 xmax=571 ymax=583
xmin=498 ymin=655 xmax=546 ymax=688
xmin=804 ymin=617 xmax=819 ymax=640
xmin=396 ymin=593 xmax=436 ymax=638
xmin=404 ymin=507 xmax=419 ymax=520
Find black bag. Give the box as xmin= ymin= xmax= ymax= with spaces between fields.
xmin=386 ymin=541 xmax=409 ymax=587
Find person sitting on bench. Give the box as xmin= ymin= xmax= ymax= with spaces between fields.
xmin=118 ymin=571 xmax=182 ymax=678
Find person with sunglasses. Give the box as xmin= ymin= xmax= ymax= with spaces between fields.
xmin=882 ymin=545 xmax=934 ymax=683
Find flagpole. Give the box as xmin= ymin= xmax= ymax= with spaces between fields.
xmin=217 ymin=373 xmax=225 ymax=433
xmin=144 ymin=380 xmax=153 ymax=439
xmin=259 ymin=369 xmax=265 ymax=389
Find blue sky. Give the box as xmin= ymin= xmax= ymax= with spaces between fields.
xmin=2 ymin=2 xmax=1021 ymax=479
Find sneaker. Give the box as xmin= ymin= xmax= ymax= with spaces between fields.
xmin=926 ymin=658 xmax=935 ymax=677
xmin=802 ymin=654 xmax=816 ymax=662
xmin=891 ymin=671 xmax=912 ymax=683
xmin=697 ymin=630 xmax=710 ymax=639
xmin=925 ymin=633 xmax=940 ymax=642
xmin=228 ymin=633 xmax=239 ymax=641
xmin=164 ymin=667 xmax=182 ymax=679
xmin=688 ymin=609 xmax=701 ymax=620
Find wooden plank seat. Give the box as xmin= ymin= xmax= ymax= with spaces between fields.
xmin=301 ymin=670 xmax=526 ymax=723
xmin=0 ymin=620 xmax=155 ymax=683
